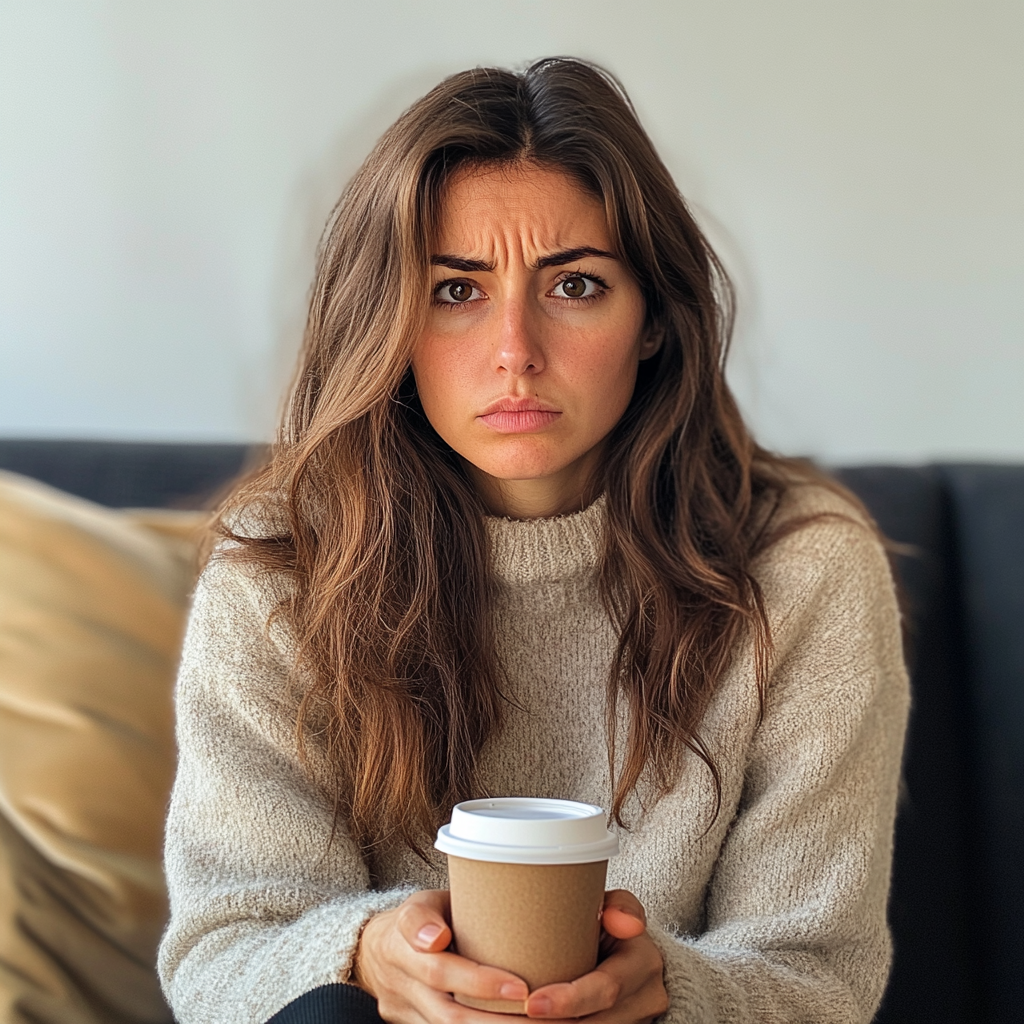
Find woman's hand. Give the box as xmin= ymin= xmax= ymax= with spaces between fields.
xmin=523 ymin=890 xmax=668 ymax=1024
xmin=353 ymin=888 xmax=667 ymax=1024
xmin=353 ymin=889 xmax=530 ymax=1024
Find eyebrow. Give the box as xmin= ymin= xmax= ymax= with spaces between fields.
xmin=430 ymin=254 xmax=492 ymax=272
xmin=429 ymin=246 xmax=617 ymax=273
xmin=535 ymin=246 xmax=617 ymax=269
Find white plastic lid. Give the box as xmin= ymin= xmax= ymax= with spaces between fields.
xmin=435 ymin=797 xmax=619 ymax=865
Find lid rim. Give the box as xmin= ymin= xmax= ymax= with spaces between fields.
xmin=435 ymin=824 xmax=619 ymax=865
xmin=437 ymin=797 xmax=619 ymax=865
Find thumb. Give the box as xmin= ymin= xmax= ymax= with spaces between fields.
xmin=398 ymin=890 xmax=453 ymax=952
xmin=601 ymin=889 xmax=647 ymax=940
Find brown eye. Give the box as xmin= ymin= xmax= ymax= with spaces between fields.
xmin=560 ymin=276 xmax=586 ymax=298
xmin=446 ymin=282 xmax=473 ymax=302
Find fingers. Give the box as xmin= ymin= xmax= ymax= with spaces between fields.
xmin=525 ymin=970 xmax=620 ymax=1019
xmin=601 ymin=889 xmax=647 ymax=940
xmin=409 ymin=984 xmax=534 ymax=1024
xmin=376 ymin=964 xmax=533 ymax=1024
xmin=525 ymin=891 xmax=652 ymax=1018
xmin=380 ymin=975 xmax=528 ymax=1024
xmin=415 ymin=950 xmax=530 ymax=1004
xmin=527 ymin=931 xmax=664 ymax=1020
xmin=392 ymin=891 xmax=529 ymax=1004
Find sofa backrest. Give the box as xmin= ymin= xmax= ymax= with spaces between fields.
xmin=836 ymin=467 xmax=976 ymax=1022
xmin=834 ymin=465 xmax=1023 ymax=1024
xmin=0 ymin=440 xmax=260 ymax=510
xmin=937 ymin=466 xmax=1024 ymax=1023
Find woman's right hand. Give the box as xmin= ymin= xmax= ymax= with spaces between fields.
xmin=353 ymin=890 xmax=530 ymax=1024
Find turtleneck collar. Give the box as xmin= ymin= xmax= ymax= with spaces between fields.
xmin=484 ymin=494 xmax=606 ymax=587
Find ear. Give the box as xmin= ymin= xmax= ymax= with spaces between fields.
xmin=638 ymin=325 xmax=665 ymax=361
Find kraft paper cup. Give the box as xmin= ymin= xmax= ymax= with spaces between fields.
xmin=435 ymin=798 xmax=619 ymax=1014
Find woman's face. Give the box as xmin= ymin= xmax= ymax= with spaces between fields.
xmin=411 ymin=162 xmax=656 ymax=518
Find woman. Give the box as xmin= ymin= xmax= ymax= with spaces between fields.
xmin=158 ymin=59 xmax=908 ymax=1024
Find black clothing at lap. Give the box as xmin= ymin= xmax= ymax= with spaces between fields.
xmin=266 ymin=984 xmax=385 ymax=1024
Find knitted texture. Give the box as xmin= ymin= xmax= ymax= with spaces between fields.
xmin=159 ymin=485 xmax=908 ymax=1024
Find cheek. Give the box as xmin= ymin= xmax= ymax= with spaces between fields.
xmin=560 ymin=323 xmax=643 ymax=418
xmin=410 ymin=334 xmax=473 ymax=436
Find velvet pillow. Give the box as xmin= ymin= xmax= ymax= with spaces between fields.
xmin=0 ymin=471 xmax=205 ymax=1023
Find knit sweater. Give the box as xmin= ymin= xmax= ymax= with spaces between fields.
xmin=158 ymin=484 xmax=908 ymax=1024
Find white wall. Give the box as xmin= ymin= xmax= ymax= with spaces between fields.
xmin=1 ymin=0 xmax=1021 ymax=462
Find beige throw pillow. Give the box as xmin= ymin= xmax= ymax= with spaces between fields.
xmin=0 ymin=470 xmax=205 ymax=1023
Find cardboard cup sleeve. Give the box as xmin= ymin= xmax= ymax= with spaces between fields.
xmin=448 ymin=856 xmax=608 ymax=1013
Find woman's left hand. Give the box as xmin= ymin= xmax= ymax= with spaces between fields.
xmin=524 ymin=889 xmax=668 ymax=1023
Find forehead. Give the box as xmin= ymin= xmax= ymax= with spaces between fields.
xmin=433 ymin=162 xmax=611 ymax=255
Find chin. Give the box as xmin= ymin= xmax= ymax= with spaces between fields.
xmin=465 ymin=438 xmax=569 ymax=481
xmin=477 ymin=462 xmax=564 ymax=482
xmin=470 ymin=452 xmax=570 ymax=482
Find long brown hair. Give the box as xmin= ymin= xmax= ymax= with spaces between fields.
xmin=214 ymin=58 xmax=841 ymax=858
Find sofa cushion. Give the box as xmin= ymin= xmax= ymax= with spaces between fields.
xmin=0 ymin=470 xmax=205 ymax=1023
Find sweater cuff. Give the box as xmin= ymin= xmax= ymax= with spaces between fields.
xmin=248 ymin=888 xmax=416 ymax=1024
xmin=644 ymin=919 xmax=742 ymax=1024
xmin=327 ymin=888 xmax=417 ymax=985
xmin=165 ymin=887 xmax=417 ymax=1024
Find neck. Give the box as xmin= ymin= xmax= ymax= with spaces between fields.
xmin=465 ymin=450 xmax=603 ymax=520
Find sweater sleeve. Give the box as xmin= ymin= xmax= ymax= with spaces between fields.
xmin=647 ymin=515 xmax=909 ymax=1024
xmin=157 ymin=554 xmax=413 ymax=1024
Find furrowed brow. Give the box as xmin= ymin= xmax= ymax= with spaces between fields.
xmin=534 ymin=247 xmax=617 ymax=269
xmin=430 ymin=254 xmax=494 ymax=273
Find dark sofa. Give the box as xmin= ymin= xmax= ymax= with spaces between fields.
xmin=1 ymin=440 xmax=1021 ymax=1024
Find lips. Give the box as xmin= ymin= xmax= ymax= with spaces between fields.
xmin=478 ymin=396 xmax=561 ymax=433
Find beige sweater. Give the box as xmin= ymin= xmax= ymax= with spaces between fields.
xmin=158 ymin=485 xmax=908 ymax=1024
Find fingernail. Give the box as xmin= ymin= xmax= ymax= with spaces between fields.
xmin=417 ymin=923 xmax=443 ymax=945
xmin=500 ymin=982 xmax=527 ymax=1000
xmin=530 ymin=997 xmax=553 ymax=1016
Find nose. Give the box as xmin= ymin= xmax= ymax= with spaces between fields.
xmin=493 ymin=297 xmax=545 ymax=377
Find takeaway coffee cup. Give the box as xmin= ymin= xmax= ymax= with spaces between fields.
xmin=435 ymin=797 xmax=619 ymax=1014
